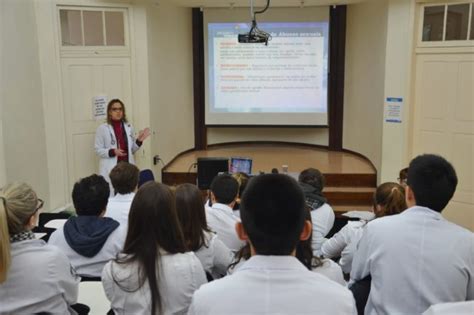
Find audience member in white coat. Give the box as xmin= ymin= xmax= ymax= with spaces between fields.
xmin=105 ymin=162 xmax=139 ymax=228
xmin=189 ymin=174 xmax=356 ymax=315
xmin=351 ymin=154 xmax=474 ymax=315
xmin=0 ymin=183 xmax=79 ymax=314
xmin=321 ymin=182 xmax=407 ymax=274
xmin=49 ymin=175 xmax=126 ymax=278
xmin=298 ymin=168 xmax=335 ymax=255
xmin=206 ymin=174 xmax=246 ymax=252
xmin=229 ymin=207 xmax=346 ymax=286
xmin=176 ymin=183 xmax=233 ymax=276
xmin=102 ymin=182 xmax=206 ymax=315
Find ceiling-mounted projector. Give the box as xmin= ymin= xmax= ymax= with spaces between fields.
xmin=238 ymin=0 xmax=271 ymax=45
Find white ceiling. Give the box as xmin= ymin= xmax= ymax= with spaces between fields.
xmin=168 ymin=0 xmax=366 ymax=8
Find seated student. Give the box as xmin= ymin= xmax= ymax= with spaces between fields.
xmin=321 ymin=182 xmax=407 ymax=274
xmin=228 ymin=206 xmax=346 ymax=286
xmin=206 ymin=174 xmax=246 ymax=252
xmin=49 ymin=174 xmax=126 ymax=278
xmin=104 ymin=162 xmax=139 ymax=228
xmin=298 ymin=168 xmax=335 ymax=255
xmin=351 ymin=154 xmax=474 ymax=315
xmin=102 ymin=182 xmax=207 ymax=315
xmin=189 ymin=174 xmax=356 ymax=314
xmin=0 ymin=183 xmax=79 ymax=314
xmin=176 ymin=183 xmax=233 ymax=276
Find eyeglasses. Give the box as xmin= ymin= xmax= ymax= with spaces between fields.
xmin=35 ymin=198 xmax=44 ymax=213
xmin=110 ymin=107 xmax=123 ymax=112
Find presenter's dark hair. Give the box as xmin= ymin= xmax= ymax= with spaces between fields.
xmin=210 ymin=174 xmax=239 ymax=204
xmin=407 ymin=154 xmax=457 ymax=212
xmin=175 ymin=183 xmax=211 ymax=251
xmin=298 ymin=168 xmax=325 ymax=193
xmin=106 ymin=98 xmax=128 ymax=124
xmin=72 ymin=174 xmax=110 ymax=216
xmin=240 ymin=174 xmax=306 ymax=255
xmin=109 ymin=162 xmax=139 ymax=195
xmin=113 ymin=182 xmax=186 ymax=315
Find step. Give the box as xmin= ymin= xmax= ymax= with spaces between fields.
xmin=324 ymin=186 xmax=375 ymax=206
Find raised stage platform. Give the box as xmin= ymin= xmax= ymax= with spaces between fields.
xmin=162 ymin=143 xmax=377 ymax=213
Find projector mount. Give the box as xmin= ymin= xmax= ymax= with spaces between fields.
xmin=238 ymin=0 xmax=271 ymax=45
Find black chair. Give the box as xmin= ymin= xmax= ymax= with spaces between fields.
xmin=38 ymin=212 xmax=71 ymax=228
xmin=349 ymin=275 xmax=372 ymax=315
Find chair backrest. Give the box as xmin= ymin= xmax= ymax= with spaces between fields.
xmin=139 ymin=169 xmax=155 ymax=187
xmin=39 ymin=212 xmax=71 ymax=228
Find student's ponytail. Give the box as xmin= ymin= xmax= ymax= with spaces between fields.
xmin=0 ymin=196 xmax=11 ymax=283
xmin=374 ymin=182 xmax=407 ymax=218
xmin=0 ymin=183 xmax=38 ymax=283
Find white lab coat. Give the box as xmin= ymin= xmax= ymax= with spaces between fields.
xmin=321 ymin=220 xmax=367 ymax=274
xmin=104 ymin=192 xmax=135 ymax=229
xmin=194 ymin=231 xmax=233 ymax=276
xmin=0 ymin=239 xmax=79 ymax=314
xmin=102 ymin=251 xmax=207 ymax=315
xmin=206 ymin=203 xmax=246 ymax=252
xmin=311 ymin=203 xmax=335 ymax=256
xmin=351 ymin=206 xmax=474 ymax=315
xmin=94 ymin=122 xmax=140 ymax=186
xmin=189 ymin=255 xmax=356 ymax=315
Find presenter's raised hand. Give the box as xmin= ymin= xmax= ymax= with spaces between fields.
xmin=138 ymin=127 xmax=151 ymax=142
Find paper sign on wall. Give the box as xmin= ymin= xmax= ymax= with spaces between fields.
xmin=384 ymin=97 xmax=403 ymax=123
xmin=93 ymin=96 xmax=108 ymax=120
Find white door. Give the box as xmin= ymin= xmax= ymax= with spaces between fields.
xmin=412 ymin=53 xmax=474 ymax=229
xmin=61 ymin=57 xmax=132 ymax=191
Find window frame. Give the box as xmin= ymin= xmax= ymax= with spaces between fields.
xmin=417 ymin=1 xmax=474 ymax=48
xmin=58 ymin=6 xmax=130 ymax=56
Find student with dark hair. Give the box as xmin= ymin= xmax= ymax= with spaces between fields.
xmin=176 ymin=183 xmax=233 ymax=276
xmin=0 ymin=183 xmax=79 ymax=314
xmin=351 ymin=154 xmax=473 ymax=314
xmin=104 ymin=162 xmax=139 ymax=228
xmin=49 ymin=174 xmax=126 ymax=277
xmin=298 ymin=167 xmax=335 ymax=255
xmin=322 ymin=182 xmax=407 ymax=273
xmin=228 ymin=206 xmax=346 ymax=286
xmin=206 ymin=174 xmax=245 ymax=252
xmin=189 ymin=174 xmax=356 ymax=314
xmin=102 ymin=182 xmax=206 ymax=315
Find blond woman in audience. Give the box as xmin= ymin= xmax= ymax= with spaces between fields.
xmin=176 ymin=183 xmax=233 ymax=277
xmin=321 ymin=182 xmax=407 ymax=274
xmin=0 ymin=183 xmax=79 ymax=314
xmin=102 ymin=182 xmax=206 ymax=315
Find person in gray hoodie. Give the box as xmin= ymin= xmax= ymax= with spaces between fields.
xmin=49 ymin=174 xmax=127 ymax=278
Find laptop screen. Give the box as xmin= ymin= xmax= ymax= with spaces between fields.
xmin=230 ymin=157 xmax=252 ymax=175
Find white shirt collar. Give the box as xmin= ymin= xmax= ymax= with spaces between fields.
xmin=110 ymin=192 xmax=135 ymax=201
xmin=402 ymin=205 xmax=445 ymax=220
xmin=211 ymin=203 xmax=234 ymax=215
xmin=238 ymin=255 xmax=308 ymax=272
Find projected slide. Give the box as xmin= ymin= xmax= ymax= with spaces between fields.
xmin=207 ymin=22 xmax=329 ymax=123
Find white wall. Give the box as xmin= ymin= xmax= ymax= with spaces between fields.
xmin=1 ymin=0 xmax=50 ymax=202
xmin=146 ymin=0 xmax=195 ymax=179
xmin=343 ymin=0 xmax=389 ymax=178
xmin=0 ymin=0 xmax=7 ymax=187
